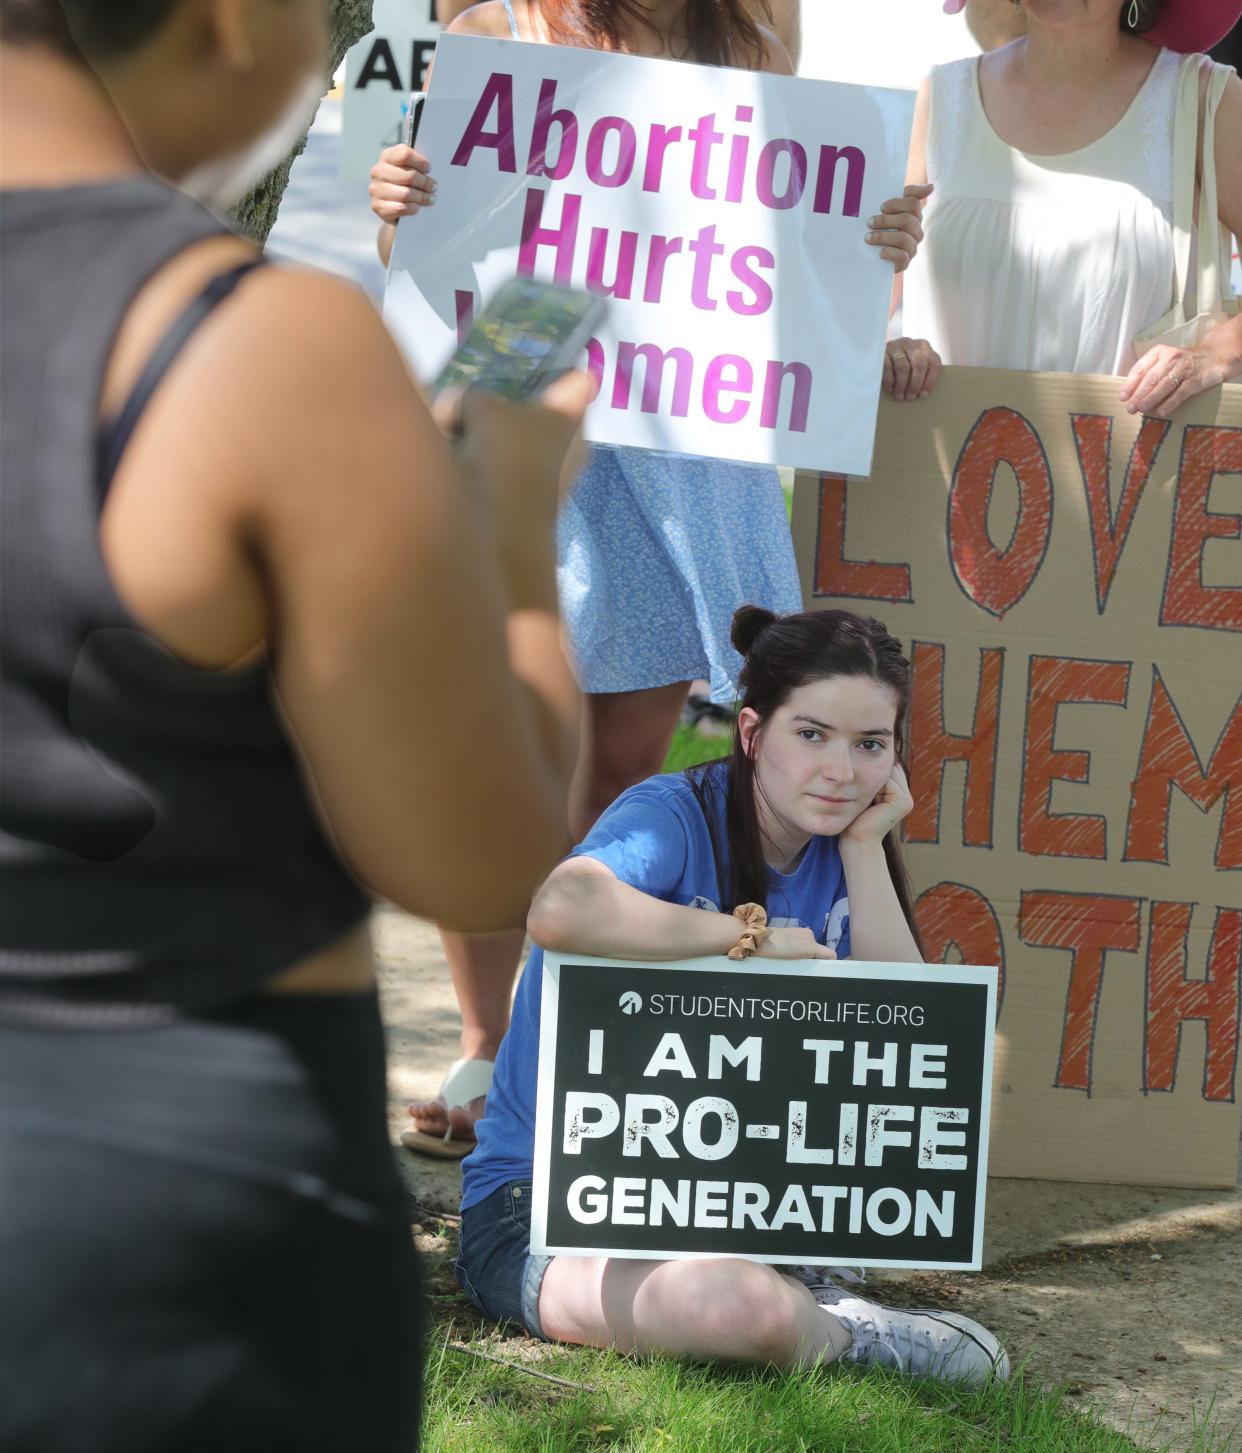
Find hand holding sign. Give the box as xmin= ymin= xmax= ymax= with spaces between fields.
xmin=369 ymin=143 xmax=438 ymax=223
xmin=866 ymin=183 xmax=933 ymax=272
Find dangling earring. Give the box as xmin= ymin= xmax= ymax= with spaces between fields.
xmin=1127 ymin=0 xmax=1140 ymax=29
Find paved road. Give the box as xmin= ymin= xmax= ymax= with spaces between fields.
xmin=267 ymin=96 xmax=386 ymax=299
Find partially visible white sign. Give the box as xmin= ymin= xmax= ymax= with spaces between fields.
xmin=340 ymin=0 xmax=440 ymax=184
xmin=384 ymin=34 xmax=916 ymax=475
xmin=799 ymin=0 xmax=977 ymax=88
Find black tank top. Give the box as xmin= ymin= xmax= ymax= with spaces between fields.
xmin=0 ymin=176 xmax=370 ymax=1024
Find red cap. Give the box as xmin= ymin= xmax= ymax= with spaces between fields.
xmin=1146 ymin=1 xmax=1240 ymax=54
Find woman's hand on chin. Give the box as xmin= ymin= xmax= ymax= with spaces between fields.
xmin=840 ymin=763 xmax=914 ymax=847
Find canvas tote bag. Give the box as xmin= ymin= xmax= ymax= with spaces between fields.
xmin=1134 ymin=53 xmax=1239 ymax=355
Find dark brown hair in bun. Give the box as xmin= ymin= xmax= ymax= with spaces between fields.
xmin=730 ymin=605 xmax=777 ymax=658
xmin=689 ymin=605 xmax=923 ymax=954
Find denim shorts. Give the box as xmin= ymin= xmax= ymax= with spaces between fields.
xmin=456 ymin=1180 xmax=552 ymax=1341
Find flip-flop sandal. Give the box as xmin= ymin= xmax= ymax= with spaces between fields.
xmin=400 ymin=1056 xmax=494 ymax=1160
xmin=680 ymin=693 xmax=735 ymax=735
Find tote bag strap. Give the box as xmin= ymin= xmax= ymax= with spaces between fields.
xmin=1166 ymin=54 xmax=1201 ymax=328
xmin=1170 ymin=55 xmax=1235 ymax=325
xmin=1193 ymin=59 xmax=1236 ymax=317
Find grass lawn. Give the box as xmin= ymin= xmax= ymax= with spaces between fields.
xmin=421 ymin=1333 xmax=1223 ymax=1453
xmin=661 ymin=720 xmax=732 ymax=774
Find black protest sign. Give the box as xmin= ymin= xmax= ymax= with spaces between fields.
xmin=531 ymin=955 xmax=997 ymax=1269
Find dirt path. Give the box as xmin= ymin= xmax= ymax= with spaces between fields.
xmin=373 ymin=905 xmax=1242 ymax=1451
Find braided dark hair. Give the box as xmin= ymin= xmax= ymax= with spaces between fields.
xmin=687 ymin=606 xmax=923 ymax=952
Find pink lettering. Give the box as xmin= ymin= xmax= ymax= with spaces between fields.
xmin=584 ymin=116 xmax=637 ymax=188
xmin=641 ymin=124 xmax=683 ymax=193
xmin=761 ymin=360 xmax=812 ymax=434
xmin=643 ymin=234 xmax=684 ymax=303
xmin=526 ymin=77 xmax=577 ymax=180
xmin=612 ymin=342 xmax=694 ymax=418
xmin=703 ymin=355 xmax=753 ymax=424
xmin=726 ymin=105 xmax=753 ymax=203
xmin=517 ymin=188 xmax=581 ymax=286
xmin=812 ymin=144 xmax=866 ymax=217
xmin=586 ymin=227 xmax=638 ymax=299
xmin=688 ymin=224 xmax=726 ymax=312
xmin=450 ymin=71 xmax=517 ymax=172
xmin=688 ymin=112 xmax=724 ymax=200
xmin=726 ymin=246 xmax=774 ymax=316
xmin=756 ymin=139 xmax=808 ymax=210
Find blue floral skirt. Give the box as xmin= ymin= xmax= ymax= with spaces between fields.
xmin=557 ymin=446 xmax=803 ymax=705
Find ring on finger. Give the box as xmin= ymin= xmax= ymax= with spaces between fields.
xmin=890 ymin=350 xmax=909 ymax=361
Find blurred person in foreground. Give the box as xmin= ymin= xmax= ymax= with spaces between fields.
xmin=0 ymin=1 xmax=588 ymax=1447
xmin=894 ymin=0 xmax=1242 ymax=413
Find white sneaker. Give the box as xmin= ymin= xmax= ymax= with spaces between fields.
xmin=782 ymin=1263 xmax=866 ymax=1291
xmin=812 ymin=1283 xmax=1010 ymax=1388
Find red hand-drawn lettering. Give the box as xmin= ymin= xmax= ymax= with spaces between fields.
xmin=1161 ymin=424 xmax=1242 ymax=632
xmin=915 ymin=880 xmax=1006 ymax=1010
xmin=1144 ymin=902 xmax=1241 ymax=1101
xmin=813 ymin=474 xmax=913 ymax=601
xmin=948 ymin=407 xmax=1053 ymax=618
xmin=1019 ymin=891 xmax=1143 ymax=1092
xmin=907 ymin=642 xmax=1004 ymax=848
xmin=1124 ymin=669 xmax=1242 ymax=870
xmin=1070 ymin=413 xmax=1170 ymax=614
xmin=1020 ymin=656 xmax=1131 ymax=860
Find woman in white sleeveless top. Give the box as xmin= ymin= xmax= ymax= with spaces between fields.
xmin=897 ymin=0 xmax=1242 ymax=419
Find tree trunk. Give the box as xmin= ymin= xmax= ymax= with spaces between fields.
xmin=230 ymin=0 xmax=376 ymax=244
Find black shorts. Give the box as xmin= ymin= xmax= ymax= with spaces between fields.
xmin=0 ymin=989 xmax=422 ymax=1452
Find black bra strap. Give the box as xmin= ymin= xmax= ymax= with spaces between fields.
xmin=97 ymin=258 xmax=267 ymax=497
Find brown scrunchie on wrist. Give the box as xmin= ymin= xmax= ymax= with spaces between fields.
xmin=727 ymin=902 xmax=770 ymax=960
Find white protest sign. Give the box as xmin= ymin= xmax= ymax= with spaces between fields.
xmin=532 ymin=955 xmax=998 ymax=1270
xmin=340 ymin=0 xmax=440 ymax=184
xmin=384 ymin=34 xmax=916 ymax=474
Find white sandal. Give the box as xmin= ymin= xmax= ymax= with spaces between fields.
xmin=399 ymin=1057 xmax=494 ymax=1160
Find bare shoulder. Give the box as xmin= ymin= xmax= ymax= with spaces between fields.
xmin=754 ymin=23 xmax=794 ymax=76
xmin=445 ymin=1 xmax=514 ymax=37
xmin=157 ymin=262 xmax=435 ymax=519
xmin=1215 ymin=65 xmax=1242 ymax=132
xmin=187 ymin=264 xmax=404 ymax=403
xmin=1212 ymin=67 xmax=1242 ymax=227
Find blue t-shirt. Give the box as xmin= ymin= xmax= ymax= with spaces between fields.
xmin=460 ymin=762 xmax=852 ymax=1211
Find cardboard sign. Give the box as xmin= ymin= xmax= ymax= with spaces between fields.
xmin=792 ymin=368 xmax=1242 ymax=1188
xmin=384 ymin=34 xmax=915 ymax=473
xmin=340 ymin=0 xmax=440 ymax=183
xmin=531 ymin=955 xmax=998 ymax=1269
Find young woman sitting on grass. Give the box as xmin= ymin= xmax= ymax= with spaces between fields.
xmin=456 ymin=606 xmax=1010 ymax=1385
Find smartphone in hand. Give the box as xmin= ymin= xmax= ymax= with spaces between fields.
xmin=402 ymin=91 xmax=427 ymax=148
xmin=430 ymin=277 xmax=606 ymax=403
